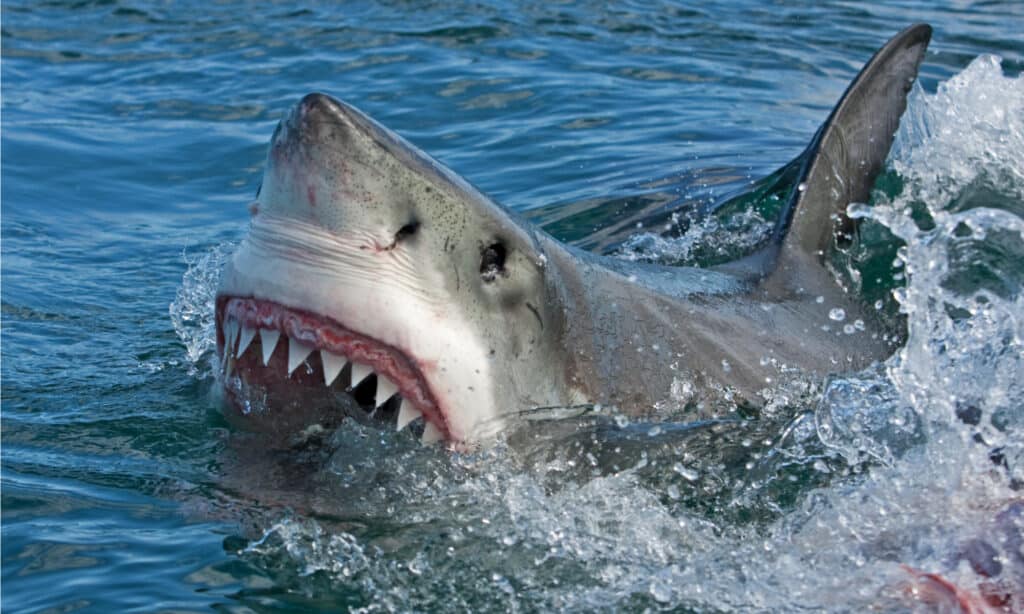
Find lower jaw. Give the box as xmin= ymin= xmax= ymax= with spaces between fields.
xmin=219 ymin=353 xmax=412 ymax=444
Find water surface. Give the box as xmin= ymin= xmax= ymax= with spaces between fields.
xmin=3 ymin=1 xmax=1023 ymax=611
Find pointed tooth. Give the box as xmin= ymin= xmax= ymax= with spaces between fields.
xmin=350 ymin=363 xmax=373 ymax=388
xmin=421 ymin=422 xmax=443 ymax=445
xmin=222 ymin=320 xmax=237 ymax=375
xmin=224 ymin=319 xmax=239 ymax=355
xmin=321 ymin=350 xmax=347 ymax=386
xmin=237 ymin=326 xmax=256 ymax=358
xmin=287 ymin=337 xmax=314 ymax=375
xmin=375 ymin=377 xmax=400 ymax=407
xmin=259 ymin=329 xmax=280 ymax=366
xmin=396 ymin=401 xmax=421 ymax=431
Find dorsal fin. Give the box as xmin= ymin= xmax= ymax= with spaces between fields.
xmin=768 ymin=24 xmax=931 ymax=281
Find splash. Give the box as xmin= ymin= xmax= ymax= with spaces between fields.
xmin=170 ymin=243 xmax=233 ymax=377
xmin=615 ymin=207 xmax=774 ymax=266
xmin=890 ymin=54 xmax=1024 ymax=201
xmin=857 ymin=53 xmax=1024 ymax=469
xmin=211 ymin=57 xmax=1022 ymax=612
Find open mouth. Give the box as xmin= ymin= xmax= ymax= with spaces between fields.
xmin=215 ymin=296 xmax=450 ymax=444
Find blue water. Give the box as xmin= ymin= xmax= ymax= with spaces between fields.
xmin=3 ymin=2 xmax=1023 ymax=612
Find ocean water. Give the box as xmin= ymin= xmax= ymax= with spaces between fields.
xmin=3 ymin=1 xmax=1023 ymax=612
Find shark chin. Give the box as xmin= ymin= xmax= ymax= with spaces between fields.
xmin=215 ymin=24 xmax=933 ymax=447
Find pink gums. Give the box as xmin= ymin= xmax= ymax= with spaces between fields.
xmin=216 ymin=295 xmax=451 ymax=440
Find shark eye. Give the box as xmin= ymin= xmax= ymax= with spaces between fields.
xmin=480 ymin=242 xmax=506 ymax=282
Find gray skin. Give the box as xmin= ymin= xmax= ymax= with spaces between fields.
xmin=217 ymin=25 xmax=931 ymax=443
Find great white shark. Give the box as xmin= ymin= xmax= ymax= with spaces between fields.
xmin=215 ymin=24 xmax=932 ymax=446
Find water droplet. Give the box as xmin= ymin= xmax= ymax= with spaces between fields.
xmin=829 ymin=308 xmax=846 ymax=321
xmin=673 ymin=462 xmax=699 ymax=481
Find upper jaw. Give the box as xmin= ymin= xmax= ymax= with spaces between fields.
xmin=215 ymin=295 xmax=452 ymax=444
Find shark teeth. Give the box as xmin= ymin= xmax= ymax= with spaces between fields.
xmin=260 ymin=328 xmax=280 ymax=365
xmin=237 ymin=326 xmax=257 ymax=358
xmin=288 ymin=337 xmax=315 ymax=375
xmin=349 ymin=362 xmax=373 ymax=389
xmin=321 ymin=350 xmax=347 ymax=386
xmin=223 ymin=320 xmax=239 ymax=375
xmin=224 ymin=319 xmax=239 ymax=355
xmin=421 ymin=422 xmax=443 ymax=444
xmin=396 ymin=403 xmax=421 ymax=431
xmin=220 ymin=314 xmax=441 ymax=443
xmin=374 ymin=376 xmax=399 ymax=407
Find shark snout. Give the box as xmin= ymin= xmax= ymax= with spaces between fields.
xmin=294 ymin=93 xmax=357 ymax=132
xmin=261 ymin=92 xmax=404 ymax=234
xmin=272 ymin=92 xmax=360 ymax=154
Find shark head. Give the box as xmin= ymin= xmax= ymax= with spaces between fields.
xmin=216 ymin=93 xmax=577 ymax=445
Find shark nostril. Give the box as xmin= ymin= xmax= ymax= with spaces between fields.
xmin=395 ymin=221 xmax=420 ymax=242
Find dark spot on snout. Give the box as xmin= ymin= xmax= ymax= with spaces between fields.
xmin=480 ymin=242 xmax=507 ymax=282
xmin=395 ymin=220 xmax=420 ymax=242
